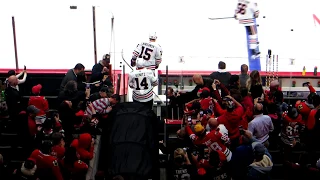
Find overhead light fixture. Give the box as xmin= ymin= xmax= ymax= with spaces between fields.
xmin=70 ymin=6 xmax=77 ymax=9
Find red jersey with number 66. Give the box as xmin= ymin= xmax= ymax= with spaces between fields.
xmin=185 ymin=126 xmax=232 ymax=162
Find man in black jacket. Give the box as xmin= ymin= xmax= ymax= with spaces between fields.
xmin=209 ymin=61 xmax=231 ymax=87
xmin=5 ymin=76 xmax=22 ymax=129
xmin=90 ymin=54 xmax=113 ymax=93
xmin=60 ymin=63 xmax=85 ymax=91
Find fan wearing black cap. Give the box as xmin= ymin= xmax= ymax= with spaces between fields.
xmin=281 ymin=105 xmax=305 ymax=161
xmin=27 ymin=105 xmax=42 ymax=138
xmin=247 ymin=143 xmax=273 ymax=180
xmin=90 ymin=54 xmax=113 ymax=93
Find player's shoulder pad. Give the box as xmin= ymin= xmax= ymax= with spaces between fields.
xmin=52 ymin=160 xmax=59 ymax=166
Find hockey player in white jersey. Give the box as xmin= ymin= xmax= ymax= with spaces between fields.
xmin=128 ymin=59 xmax=158 ymax=109
xmin=131 ymin=32 xmax=162 ymax=70
xmin=235 ymin=0 xmax=260 ymax=58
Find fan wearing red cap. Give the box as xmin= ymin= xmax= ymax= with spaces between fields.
xmin=198 ymin=88 xmax=214 ymax=112
xmin=28 ymin=84 xmax=49 ymax=121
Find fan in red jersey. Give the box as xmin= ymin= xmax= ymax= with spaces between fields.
xmin=29 ymin=140 xmax=63 ymax=180
xmin=185 ymin=122 xmax=232 ymax=162
xmin=295 ymin=82 xmax=316 ymax=119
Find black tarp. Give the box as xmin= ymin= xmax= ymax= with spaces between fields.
xmin=101 ymin=102 xmax=159 ymax=180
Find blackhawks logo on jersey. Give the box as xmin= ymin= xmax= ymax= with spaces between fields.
xmin=53 ymin=160 xmax=58 ymax=166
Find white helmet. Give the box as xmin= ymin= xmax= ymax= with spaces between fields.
xmin=149 ymin=32 xmax=157 ymax=40
xmin=136 ymin=59 xmax=145 ymax=69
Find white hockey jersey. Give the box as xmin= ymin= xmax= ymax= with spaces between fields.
xmin=235 ymin=0 xmax=259 ymax=26
xmin=128 ymin=68 xmax=158 ymax=102
xmin=132 ymin=41 xmax=162 ymax=70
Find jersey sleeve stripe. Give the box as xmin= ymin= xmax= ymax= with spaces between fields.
xmin=132 ymin=89 xmax=153 ymax=102
xmin=133 ymin=51 xmax=139 ymax=57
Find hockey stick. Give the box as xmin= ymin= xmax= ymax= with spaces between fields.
xmin=121 ymin=49 xmax=132 ymax=69
xmin=208 ymin=17 xmax=234 ymax=20
xmin=121 ymin=49 xmax=165 ymax=104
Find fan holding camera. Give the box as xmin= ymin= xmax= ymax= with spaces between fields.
xmin=196 ymin=109 xmax=214 ymax=131
xmin=168 ymin=148 xmax=196 ymax=180
xmin=185 ymin=120 xmax=232 ymax=162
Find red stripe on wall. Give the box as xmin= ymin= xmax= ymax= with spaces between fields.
xmin=157 ymin=70 xmax=318 ymax=77
xmin=0 ymin=69 xmax=317 ymax=78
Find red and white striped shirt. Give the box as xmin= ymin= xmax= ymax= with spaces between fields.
xmin=85 ymin=98 xmax=111 ymax=116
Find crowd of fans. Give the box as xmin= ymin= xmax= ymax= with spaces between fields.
xmin=2 ymin=57 xmax=320 ymax=179
xmin=163 ymin=61 xmax=320 ymax=180
xmin=0 ymin=54 xmax=120 ymax=179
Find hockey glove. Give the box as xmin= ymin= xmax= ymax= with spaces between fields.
xmin=131 ymin=58 xmax=136 ymax=67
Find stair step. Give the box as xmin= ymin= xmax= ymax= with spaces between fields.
xmin=0 ymin=133 xmax=20 ymax=146
xmin=0 ymin=146 xmax=28 ymax=161
xmin=1 ymin=133 xmax=18 ymax=136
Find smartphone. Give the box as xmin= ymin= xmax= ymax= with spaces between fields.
xmin=199 ymin=111 xmax=203 ymax=117
xmin=86 ymin=84 xmax=90 ymax=89
xmin=239 ymin=125 xmax=244 ymax=135
xmin=187 ymin=116 xmax=192 ymax=125
xmin=24 ymin=65 xmax=26 ymax=70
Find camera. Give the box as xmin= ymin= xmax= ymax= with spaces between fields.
xmin=187 ymin=116 xmax=192 ymax=125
